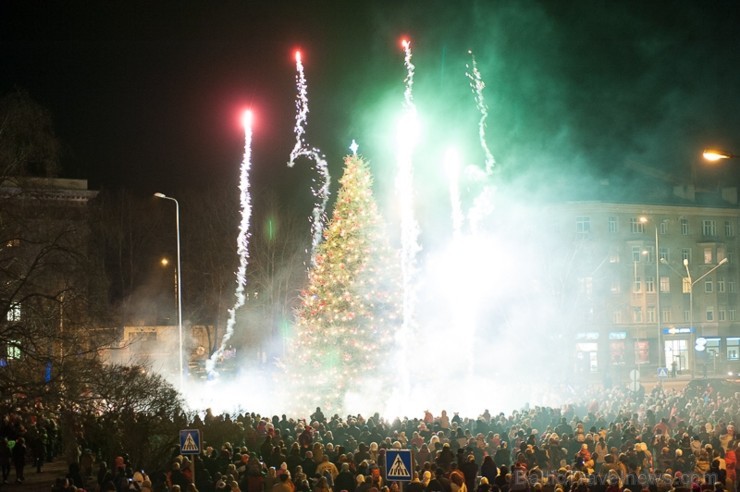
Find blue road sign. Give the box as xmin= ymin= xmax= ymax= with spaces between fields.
xmin=657 ymin=367 xmax=669 ymax=378
xmin=179 ymin=429 xmax=201 ymax=455
xmin=385 ymin=449 xmax=412 ymax=481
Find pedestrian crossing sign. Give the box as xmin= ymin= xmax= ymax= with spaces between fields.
xmin=179 ymin=429 xmax=201 ymax=455
xmin=657 ymin=367 xmax=669 ymax=378
xmin=385 ymin=449 xmax=412 ymax=481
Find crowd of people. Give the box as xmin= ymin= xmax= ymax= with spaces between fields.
xmin=3 ymin=379 xmax=740 ymax=492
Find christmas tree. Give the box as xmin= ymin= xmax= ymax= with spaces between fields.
xmin=284 ymin=155 xmax=401 ymax=416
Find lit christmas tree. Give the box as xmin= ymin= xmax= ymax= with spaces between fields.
xmin=285 ymin=155 xmax=401 ymax=416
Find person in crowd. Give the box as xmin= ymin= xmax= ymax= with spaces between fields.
xmin=11 ymin=436 xmax=26 ymax=483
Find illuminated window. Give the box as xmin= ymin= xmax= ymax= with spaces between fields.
xmin=682 ymin=277 xmax=691 ymax=294
xmin=6 ymin=303 xmax=20 ymax=322
xmin=7 ymin=341 xmax=20 ymax=360
xmin=660 ymin=276 xmax=670 ymax=293
xmin=704 ymin=247 xmax=713 ymax=264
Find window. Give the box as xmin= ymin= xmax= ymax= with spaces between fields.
xmin=632 ymin=246 xmax=642 ymax=262
xmin=576 ymin=216 xmax=591 ymax=236
xmin=662 ymin=308 xmax=671 ymax=323
xmin=7 ymin=341 xmax=20 ymax=360
xmin=646 ymin=276 xmax=656 ymax=293
xmin=730 ymin=310 xmax=736 ymax=321
xmin=647 ymin=307 xmax=656 ymax=323
xmin=704 ymin=247 xmax=713 ymax=264
xmin=684 ymin=310 xmax=691 ymax=322
xmin=726 ymin=220 xmax=735 ymax=237
xmin=609 ymin=251 xmax=620 ymax=263
xmin=718 ymin=246 xmax=726 ymax=262
xmin=613 ymin=311 xmax=622 ymax=323
xmin=728 ymin=337 xmax=740 ymax=361
xmin=719 ymin=309 xmax=726 ymax=321
xmin=660 ymin=276 xmax=670 ymax=293
xmin=632 ymin=307 xmax=643 ymax=323
xmin=718 ymin=278 xmax=726 ymax=293
xmin=682 ymin=277 xmax=691 ymax=294
xmin=706 ymin=306 xmax=714 ymax=321
xmin=5 ymin=239 xmax=20 ymax=248
xmin=645 ymin=246 xmax=655 ymax=263
xmin=706 ymin=338 xmax=720 ymax=360
xmin=5 ymin=303 xmax=20 ymax=322
xmin=682 ymin=249 xmax=691 ymax=262
xmin=631 ymin=218 xmax=645 ymax=234
xmin=634 ymin=276 xmax=642 ymax=293
xmin=611 ymin=279 xmax=621 ymax=294
xmin=659 ymin=221 xmax=668 ymax=235
xmin=703 ymin=219 xmax=717 ymax=237
xmin=730 ymin=280 xmax=737 ymax=293
xmin=681 ymin=218 xmax=689 ymax=235
xmin=659 ymin=247 xmax=669 ymax=262
xmin=705 ymin=280 xmax=713 ymax=293
xmin=608 ymin=216 xmax=618 ymax=233
xmin=578 ymin=277 xmax=593 ymax=297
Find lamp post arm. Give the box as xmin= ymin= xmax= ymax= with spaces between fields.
xmin=692 ymin=258 xmax=729 ymax=286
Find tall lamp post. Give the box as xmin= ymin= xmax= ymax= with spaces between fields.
xmin=154 ymin=192 xmax=183 ymax=392
xmin=683 ymin=257 xmax=728 ymax=378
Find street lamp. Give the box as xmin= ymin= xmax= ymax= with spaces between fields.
xmin=683 ymin=257 xmax=728 ymax=378
xmin=154 ymin=192 xmax=183 ymax=392
xmin=640 ymin=217 xmax=663 ymax=368
xmin=702 ymin=149 xmax=737 ymax=161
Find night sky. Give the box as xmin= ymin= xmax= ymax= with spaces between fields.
xmin=2 ymin=1 xmax=740 ymax=208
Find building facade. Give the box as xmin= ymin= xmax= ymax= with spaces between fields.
xmin=552 ymin=184 xmax=740 ymax=384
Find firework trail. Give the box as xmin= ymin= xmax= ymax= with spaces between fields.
xmin=445 ymin=148 xmax=464 ymax=239
xmin=288 ymin=50 xmax=330 ymax=262
xmin=465 ymin=50 xmax=495 ymax=175
xmin=394 ymin=38 xmax=421 ymax=401
xmin=206 ymin=111 xmax=253 ymax=376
